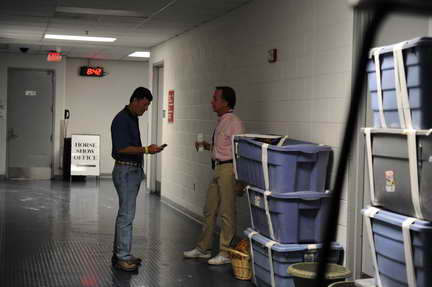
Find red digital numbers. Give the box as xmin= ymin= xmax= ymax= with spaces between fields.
xmin=80 ymin=66 xmax=104 ymax=77
xmin=86 ymin=68 xmax=103 ymax=76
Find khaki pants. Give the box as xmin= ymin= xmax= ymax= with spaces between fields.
xmin=196 ymin=163 xmax=237 ymax=256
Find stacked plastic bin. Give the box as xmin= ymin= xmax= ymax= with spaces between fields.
xmin=232 ymin=134 xmax=344 ymax=287
xmin=363 ymin=37 xmax=432 ymax=287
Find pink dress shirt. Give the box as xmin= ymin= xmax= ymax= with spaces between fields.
xmin=212 ymin=112 xmax=244 ymax=161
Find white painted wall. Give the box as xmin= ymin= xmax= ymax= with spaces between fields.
xmin=149 ymin=0 xmax=353 ymax=250
xmin=65 ymin=59 xmax=149 ymax=174
xmin=0 ymin=54 xmax=66 ymax=176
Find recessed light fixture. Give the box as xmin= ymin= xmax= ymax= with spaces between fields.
xmin=44 ymin=34 xmax=116 ymax=42
xmin=128 ymin=51 xmax=151 ymax=58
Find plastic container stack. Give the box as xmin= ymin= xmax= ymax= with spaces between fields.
xmin=363 ymin=37 xmax=432 ymax=287
xmin=232 ymin=134 xmax=344 ymax=286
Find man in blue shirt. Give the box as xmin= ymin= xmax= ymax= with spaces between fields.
xmin=111 ymin=87 xmax=163 ymax=272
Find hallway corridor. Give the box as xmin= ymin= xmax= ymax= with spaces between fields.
xmin=0 ymin=179 xmax=252 ymax=287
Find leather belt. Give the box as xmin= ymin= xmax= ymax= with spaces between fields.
xmin=215 ymin=159 xmax=233 ymax=165
xmin=211 ymin=159 xmax=233 ymax=169
xmin=115 ymin=160 xmax=142 ymax=168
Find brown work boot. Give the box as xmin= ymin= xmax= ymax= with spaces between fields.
xmin=112 ymin=254 xmax=142 ymax=265
xmin=114 ymin=260 xmax=138 ymax=272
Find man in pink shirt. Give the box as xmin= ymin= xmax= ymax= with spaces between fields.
xmin=184 ymin=86 xmax=244 ymax=265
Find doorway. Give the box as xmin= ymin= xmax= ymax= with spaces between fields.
xmin=151 ymin=64 xmax=164 ymax=194
xmin=6 ymin=68 xmax=55 ymax=179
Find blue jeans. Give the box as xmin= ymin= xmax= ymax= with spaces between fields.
xmin=112 ymin=165 xmax=144 ymax=260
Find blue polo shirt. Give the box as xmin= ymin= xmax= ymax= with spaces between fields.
xmin=111 ymin=106 xmax=143 ymax=163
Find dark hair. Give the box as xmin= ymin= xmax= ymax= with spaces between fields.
xmin=130 ymin=87 xmax=153 ymax=103
xmin=216 ymin=86 xmax=236 ymax=109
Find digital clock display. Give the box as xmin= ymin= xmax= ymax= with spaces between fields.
xmin=79 ymin=66 xmax=104 ymax=77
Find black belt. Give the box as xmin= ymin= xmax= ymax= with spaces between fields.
xmin=211 ymin=159 xmax=233 ymax=169
xmin=115 ymin=160 xmax=142 ymax=168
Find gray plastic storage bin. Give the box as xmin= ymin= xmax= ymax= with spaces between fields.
xmin=366 ymin=131 xmax=432 ymax=220
xmin=247 ymin=186 xmax=331 ymax=243
xmin=233 ymin=136 xmax=331 ymax=193
xmin=244 ymin=228 xmax=344 ymax=287
xmin=362 ymin=208 xmax=432 ymax=287
xmin=367 ymin=37 xmax=432 ymax=129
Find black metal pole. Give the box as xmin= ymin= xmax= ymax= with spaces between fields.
xmin=313 ymin=8 xmax=388 ymax=287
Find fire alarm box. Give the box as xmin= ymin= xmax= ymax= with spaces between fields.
xmin=267 ymin=48 xmax=277 ymax=63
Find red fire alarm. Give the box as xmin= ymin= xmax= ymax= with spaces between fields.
xmin=267 ymin=48 xmax=277 ymax=63
xmin=47 ymin=51 xmax=62 ymax=62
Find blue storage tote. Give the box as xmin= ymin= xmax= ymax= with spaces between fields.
xmin=246 ymin=187 xmax=331 ymax=244
xmin=244 ymin=228 xmax=344 ymax=287
xmin=367 ymin=37 xmax=432 ymax=129
xmin=362 ymin=207 xmax=432 ymax=287
xmin=233 ymin=135 xmax=331 ymax=193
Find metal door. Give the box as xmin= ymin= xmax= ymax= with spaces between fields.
xmin=7 ymin=68 xmax=54 ymax=179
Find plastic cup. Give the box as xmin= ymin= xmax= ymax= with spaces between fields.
xmin=197 ymin=133 xmax=204 ymax=152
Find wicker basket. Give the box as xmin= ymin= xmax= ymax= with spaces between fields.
xmin=222 ymin=247 xmax=252 ymax=280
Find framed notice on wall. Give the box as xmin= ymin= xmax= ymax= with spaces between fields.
xmin=71 ymin=134 xmax=100 ymax=176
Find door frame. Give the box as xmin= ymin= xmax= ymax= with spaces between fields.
xmin=147 ymin=61 xmax=164 ymax=194
xmin=348 ymin=10 xmax=373 ymax=278
xmin=6 ymin=67 xmax=56 ymax=179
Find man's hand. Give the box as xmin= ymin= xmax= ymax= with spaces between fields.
xmin=147 ymin=144 xmax=162 ymax=154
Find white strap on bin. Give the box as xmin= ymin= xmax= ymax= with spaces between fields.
xmin=364 ymin=206 xmax=383 ymax=287
xmin=264 ymin=190 xmax=275 ymax=240
xmin=307 ymin=244 xmax=318 ymax=250
xmin=364 ymin=128 xmax=377 ymax=205
xmin=245 ymin=186 xmax=255 ymax=230
xmin=402 ymin=217 xmax=417 ymax=287
xmin=392 ymin=43 xmax=408 ymax=129
xmin=406 ymin=129 xmax=423 ymax=219
xmin=373 ymin=48 xmax=387 ymax=128
xmin=232 ymin=135 xmax=240 ymax=180
xmin=265 ymin=240 xmax=277 ymax=287
xmin=277 ymin=136 xmax=288 ymax=146
xmin=248 ymin=231 xmax=259 ymax=285
xmin=262 ymin=143 xmax=270 ymax=191
xmin=394 ymin=42 xmax=413 ymax=129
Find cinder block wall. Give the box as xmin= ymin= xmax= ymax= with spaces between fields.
xmin=150 ymin=0 xmax=353 ymax=249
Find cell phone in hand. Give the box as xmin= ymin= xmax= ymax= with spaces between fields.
xmin=160 ymin=144 xmax=168 ymax=149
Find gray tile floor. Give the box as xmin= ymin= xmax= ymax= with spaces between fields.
xmin=0 ymin=179 xmax=253 ymax=287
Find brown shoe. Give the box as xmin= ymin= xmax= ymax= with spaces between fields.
xmin=112 ymin=255 xmax=142 ymax=265
xmin=114 ymin=260 xmax=138 ymax=272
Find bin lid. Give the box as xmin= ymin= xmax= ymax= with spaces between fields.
xmin=235 ymin=136 xmax=331 ymax=153
xmin=247 ymin=186 xmax=332 ymax=200
xmin=369 ymin=37 xmax=432 ymax=56
xmin=361 ymin=208 xmax=432 ymax=233
xmin=287 ymin=262 xmax=351 ymax=280
xmin=243 ymin=228 xmax=343 ymax=253
xmin=328 ymin=282 xmax=358 ymax=287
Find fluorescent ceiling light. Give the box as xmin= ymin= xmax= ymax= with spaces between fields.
xmin=56 ymin=6 xmax=148 ymax=18
xmin=128 ymin=51 xmax=151 ymax=58
xmin=44 ymin=34 xmax=116 ymax=42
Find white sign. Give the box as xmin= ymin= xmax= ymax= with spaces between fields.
xmin=71 ymin=134 xmax=100 ymax=176
xmin=25 ymin=90 xmax=37 ymax=96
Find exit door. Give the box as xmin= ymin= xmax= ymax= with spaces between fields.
xmin=7 ymin=68 xmax=54 ymax=179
